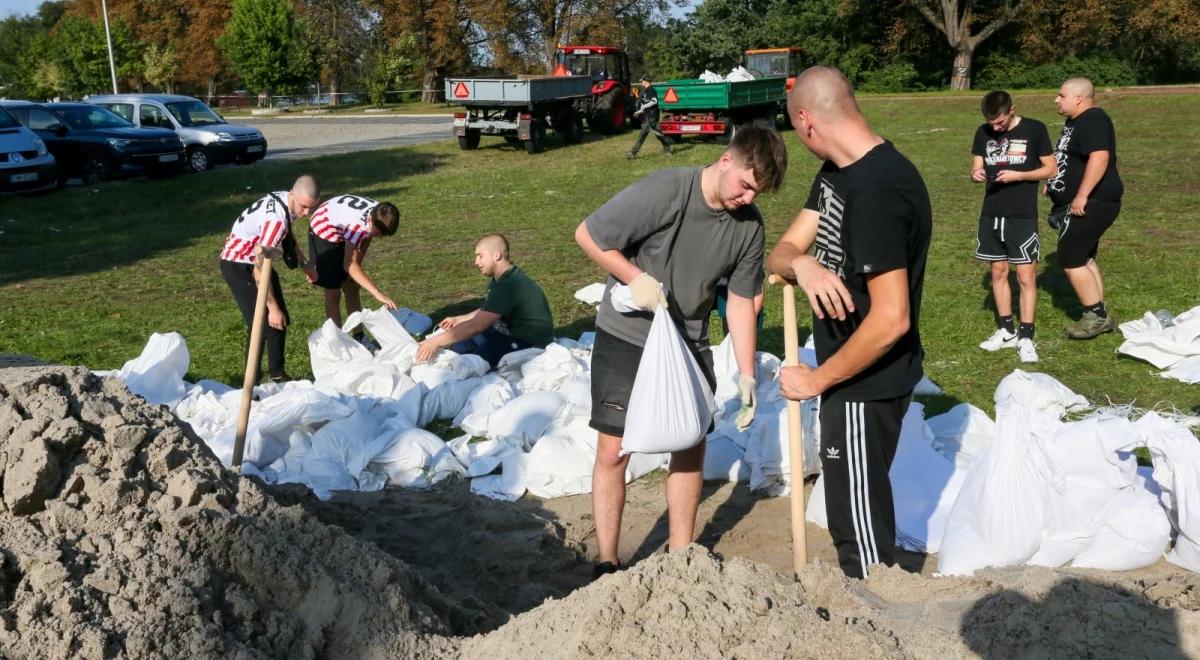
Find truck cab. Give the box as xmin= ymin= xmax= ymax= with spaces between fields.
xmin=744 ymin=48 xmax=805 ymax=91
xmin=553 ymin=45 xmax=633 ymax=133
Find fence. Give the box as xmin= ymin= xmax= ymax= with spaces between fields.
xmin=208 ymin=89 xmax=446 ymax=110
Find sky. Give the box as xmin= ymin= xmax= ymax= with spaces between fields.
xmin=0 ymin=0 xmax=43 ymax=18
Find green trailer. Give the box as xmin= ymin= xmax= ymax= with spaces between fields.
xmin=653 ymin=77 xmax=787 ymax=141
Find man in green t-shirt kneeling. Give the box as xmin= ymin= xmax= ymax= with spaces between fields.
xmin=416 ymin=234 xmax=555 ymax=367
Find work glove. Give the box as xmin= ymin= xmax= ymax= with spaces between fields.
xmin=735 ymin=374 xmax=757 ymax=431
xmin=629 ymin=272 xmax=668 ymax=311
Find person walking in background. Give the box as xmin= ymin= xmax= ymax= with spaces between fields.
xmin=627 ymin=75 xmax=674 ymax=159
xmin=970 ymin=90 xmax=1057 ymax=362
xmin=1046 ymin=77 xmax=1124 ymax=339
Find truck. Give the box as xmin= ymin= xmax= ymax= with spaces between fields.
xmin=552 ymin=45 xmax=635 ymax=133
xmin=653 ymin=76 xmax=788 ymax=142
xmin=445 ymin=75 xmax=594 ymax=154
xmin=743 ymin=47 xmax=805 ymax=92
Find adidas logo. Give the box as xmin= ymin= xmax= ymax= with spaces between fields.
xmin=825 ymin=446 xmax=840 ymax=460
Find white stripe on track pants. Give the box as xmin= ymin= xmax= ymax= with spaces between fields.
xmin=818 ymin=390 xmax=911 ymax=579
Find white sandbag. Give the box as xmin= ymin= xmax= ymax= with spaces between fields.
xmin=627 ymin=451 xmax=669 ymax=481
xmin=470 ymin=452 xmax=527 ymax=501
xmin=374 ymin=341 xmax=419 ymax=374
xmin=927 ymin=403 xmax=996 ymax=468
xmin=450 ymin=436 xmax=523 ymax=477
xmin=524 ymin=430 xmax=596 ymax=498
xmin=308 ymin=403 xmax=387 ymax=476
xmin=993 ymin=369 xmax=1089 ymax=418
xmin=254 ymin=451 xmax=380 ymax=501
xmin=369 ymin=427 xmax=465 ymax=488
xmin=620 ymin=303 xmax=716 ymax=456
xmin=495 ymin=348 xmax=544 ymax=385
xmin=1118 ymin=307 xmax=1200 ymax=369
xmin=1143 ymin=412 xmax=1200 ymax=573
xmin=342 ymin=306 xmax=416 ymax=349
xmin=742 ymin=399 xmax=820 ymax=496
xmin=573 ymin=282 xmax=606 ymax=306
xmin=418 ymin=376 xmax=483 ymax=426
xmin=557 ymin=374 xmax=592 ymax=415
xmin=452 ymin=374 xmax=516 ymax=427
xmin=704 ymin=433 xmax=749 ymax=482
xmin=914 ymin=375 xmax=944 ymax=396
xmin=112 ymin=332 xmax=190 ymax=405
xmin=936 ymin=399 xmax=1059 ymax=576
xmin=411 ymin=351 xmax=490 ymax=388
xmin=174 ymin=387 xmax=233 ymax=442
xmin=1163 ymin=354 xmax=1200 ymax=384
xmin=210 ymin=386 xmax=354 ymax=467
xmin=392 ymin=307 xmax=434 ymax=336
xmin=725 ymin=65 xmax=754 ymax=82
xmin=520 ymin=343 xmax=587 ymax=392
xmin=888 ymin=403 xmax=961 ymax=554
xmin=700 ymin=69 xmax=724 ymax=82
xmin=1071 ymin=482 xmax=1171 ymax=571
xmin=484 ymin=391 xmax=568 ymax=449
xmin=318 ymin=359 xmax=401 ymax=398
xmin=308 ymin=320 xmax=373 ymax=381
xmin=806 ymin=471 xmax=828 ymax=528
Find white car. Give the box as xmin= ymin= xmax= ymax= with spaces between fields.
xmin=0 ymin=105 xmax=57 ymax=193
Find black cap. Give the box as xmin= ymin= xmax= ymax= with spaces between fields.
xmin=639 ymin=74 xmax=652 ymax=83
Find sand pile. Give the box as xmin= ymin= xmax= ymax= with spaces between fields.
xmin=0 ymin=366 xmax=462 ymax=659
xmin=464 ymin=546 xmax=1200 ymax=659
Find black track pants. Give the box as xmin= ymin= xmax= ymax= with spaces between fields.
xmin=819 ymin=389 xmax=912 ymax=579
xmin=220 ymin=259 xmax=290 ymax=380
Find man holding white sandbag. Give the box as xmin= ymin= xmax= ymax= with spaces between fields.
xmin=575 ymin=126 xmax=789 ymax=578
xmin=768 ymin=67 xmax=932 ymax=579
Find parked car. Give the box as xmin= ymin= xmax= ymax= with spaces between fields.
xmin=0 ymin=105 xmax=57 ymax=194
xmin=90 ymin=94 xmax=267 ymax=172
xmin=0 ymin=101 xmax=184 ymax=184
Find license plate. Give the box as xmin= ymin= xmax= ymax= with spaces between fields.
xmin=246 ymin=145 xmax=263 ymax=153
xmin=680 ymin=125 xmax=702 ymax=132
xmin=453 ymin=118 xmax=467 ymax=127
xmin=9 ymin=172 xmax=37 ymax=183
xmin=158 ymin=153 xmax=179 ymax=162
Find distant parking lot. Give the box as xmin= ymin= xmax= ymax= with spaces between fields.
xmin=239 ymin=114 xmax=453 ymax=159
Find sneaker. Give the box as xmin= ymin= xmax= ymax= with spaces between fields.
xmin=625 ymin=151 xmax=637 ymax=160
xmin=268 ymin=372 xmax=292 ymax=384
xmin=1017 ymin=338 xmax=1039 ymax=363
xmin=1066 ymin=311 xmax=1116 ymax=339
xmin=979 ymin=328 xmax=1018 ymax=351
xmin=591 ymin=561 xmax=620 ymax=581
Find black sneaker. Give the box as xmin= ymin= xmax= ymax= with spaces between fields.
xmin=592 ymin=561 xmax=620 ymax=581
xmin=268 ymin=372 xmax=292 ymax=384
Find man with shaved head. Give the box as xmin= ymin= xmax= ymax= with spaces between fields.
xmin=767 ymin=66 xmax=932 ymax=579
xmin=415 ymin=233 xmax=554 ymax=366
xmin=1047 ymin=77 xmax=1123 ymax=339
xmin=220 ymin=174 xmax=321 ymax=382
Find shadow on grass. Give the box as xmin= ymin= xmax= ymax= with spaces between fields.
xmin=0 ymin=148 xmax=451 ymax=286
xmin=427 ymin=298 xmax=486 ymax=325
xmin=1038 ymin=251 xmax=1084 ymax=320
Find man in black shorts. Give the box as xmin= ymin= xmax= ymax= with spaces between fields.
xmin=970 ymin=90 xmax=1057 ymax=362
xmin=767 ymin=67 xmax=931 ymax=579
xmin=576 ymin=126 xmax=788 ymax=577
xmin=1046 ymin=77 xmax=1124 ymax=339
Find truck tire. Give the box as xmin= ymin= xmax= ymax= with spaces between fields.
xmin=587 ymin=90 xmax=626 ymax=134
xmin=524 ymin=121 xmax=545 ymax=154
xmin=457 ymin=129 xmax=481 ymax=150
xmin=559 ymin=110 xmax=584 ymax=144
xmin=720 ymin=121 xmax=738 ymax=146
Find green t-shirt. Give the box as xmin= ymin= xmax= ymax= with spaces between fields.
xmin=482 ymin=265 xmax=554 ymax=347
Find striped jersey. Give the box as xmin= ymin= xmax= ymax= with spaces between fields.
xmin=220 ymin=191 xmax=293 ymax=264
xmin=309 ymin=194 xmax=377 ymax=248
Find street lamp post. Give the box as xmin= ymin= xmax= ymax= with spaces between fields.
xmin=100 ymin=0 xmax=118 ymax=94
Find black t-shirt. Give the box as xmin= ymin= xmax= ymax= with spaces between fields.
xmin=638 ymin=86 xmax=660 ymax=120
xmin=971 ymin=117 xmax=1053 ymax=218
xmin=804 ymin=140 xmax=932 ymax=400
xmin=1046 ymin=107 xmax=1123 ymax=206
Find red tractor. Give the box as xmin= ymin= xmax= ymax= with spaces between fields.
xmin=553 ymin=45 xmax=634 ymax=133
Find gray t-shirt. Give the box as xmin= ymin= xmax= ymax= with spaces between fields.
xmin=585 ymin=166 xmax=765 ymax=348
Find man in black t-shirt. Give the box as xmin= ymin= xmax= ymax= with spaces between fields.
xmin=970 ymin=90 xmax=1057 ymax=363
xmin=627 ymin=75 xmax=673 ymax=159
xmin=767 ymin=67 xmax=931 ymax=579
xmin=1047 ymin=77 xmax=1124 ymax=339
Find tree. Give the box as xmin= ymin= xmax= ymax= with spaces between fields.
xmin=142 ymin=43 xmax=181 ymax=93
xmin=219 ymin=0 xmax=316 ymax=99
xmin=301 ymin=0 xmax=373 ymax=105
xmin=52 ymin=14 xmax=144 ymax=96
xmin=910 ymin=0 xmax=1026 ymax=90
xmin=373 ymin=0 xmax=474 ymax=103
xmin=179 ymin=1 xmax=234 ymax=100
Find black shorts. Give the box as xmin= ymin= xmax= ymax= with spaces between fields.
xmin=588 ymin=327 xmax=716 ymax=438
xmin=1056 ymin=200 xmax=1120 ymax=269
xmin=975 ymin=215 xmax=1039 ymax=264
xmin=308 ymin=230 xmax=348 ymax=290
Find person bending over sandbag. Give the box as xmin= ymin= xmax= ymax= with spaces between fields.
xmin=308 ymin=193 xmax=401 ymax=348
xmin=768 ymin=67 xmax=932 ymax=579
xmin=575 ymin=125 xmax=789 ymax=579
xmin=416 ymin=234 xmax=555 ymax=367
xmin=219 ymin=174 xmax=321 ymax=383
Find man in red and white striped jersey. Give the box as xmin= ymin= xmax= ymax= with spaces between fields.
xmin=219 ymin=174 xmax=320 ymax=382
xmin=308 ymin=193 xmax=400 ymax=329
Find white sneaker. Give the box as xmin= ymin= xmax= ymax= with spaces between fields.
xmin=1017 ymin=338 xmax=1039 ymax=363
xmin=979 ymin=328 xmax=1018 ymax=351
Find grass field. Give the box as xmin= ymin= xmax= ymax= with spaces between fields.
xmin=1 ymin=89 xmax=1197 ymax=416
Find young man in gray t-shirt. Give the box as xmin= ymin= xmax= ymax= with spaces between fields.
xmin=575 ymin=126 xmax=788 ymax=577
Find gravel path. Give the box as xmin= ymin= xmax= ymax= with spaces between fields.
xmin=236 ymin=115 xmax=454 ymax=159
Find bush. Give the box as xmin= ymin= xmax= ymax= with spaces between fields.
xmin=976 ymin=53 xmax=1139 ymax=89
xmin=858 ymin=60 xmax=921 ymax=93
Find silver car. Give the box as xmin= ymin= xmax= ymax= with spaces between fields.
xmin=89 ymin=94 xmax=267 ymax=173
xmin=0 ymin=105 xmax=57 ymax=194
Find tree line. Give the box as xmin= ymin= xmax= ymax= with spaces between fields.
xmin=1 ymin=0 xmax=1197 ymax=105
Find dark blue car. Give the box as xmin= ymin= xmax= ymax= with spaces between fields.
xmin=0 ymin=100 xmax=185 ymax=185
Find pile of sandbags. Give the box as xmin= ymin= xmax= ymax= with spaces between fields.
xmin=697 ymin=66 xmax=755 ymax=83
xmin=1118 ymin=306 xmax=1200 ymax=383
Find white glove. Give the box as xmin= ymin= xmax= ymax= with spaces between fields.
xmin=629 ymin=272 xmax=668 ymax=311
xmin=735 ymin=374 xmax=757 ymax=431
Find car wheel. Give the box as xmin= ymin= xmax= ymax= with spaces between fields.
xmin=82 ymin=151 xmax=114 ymax=184
xmin=187 ymin=147 xmax=212 ymax=172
